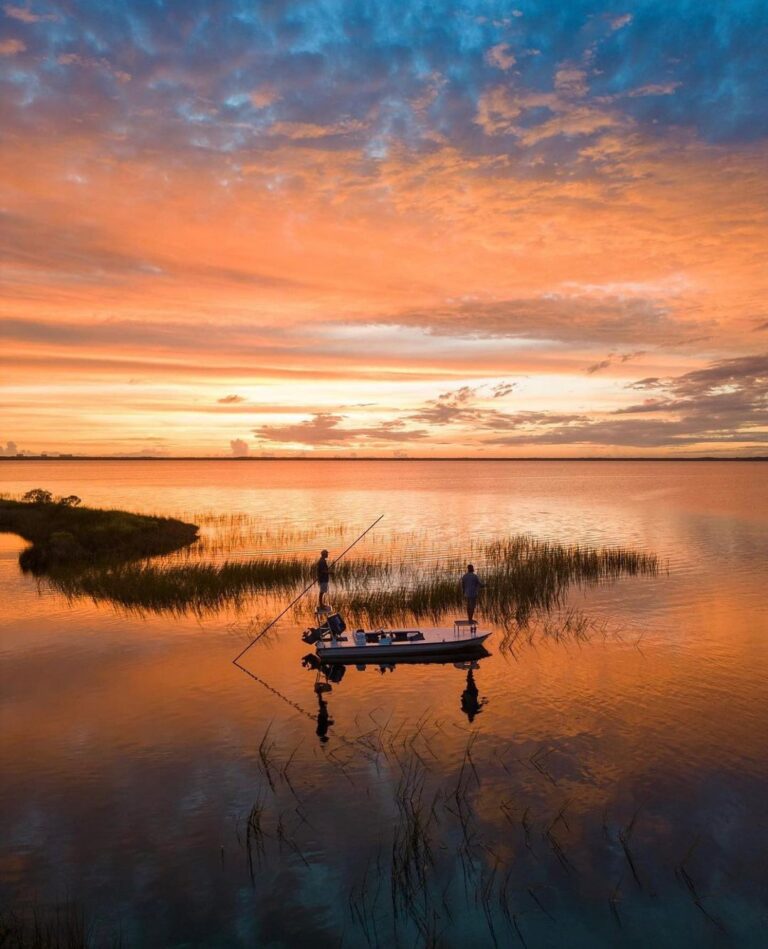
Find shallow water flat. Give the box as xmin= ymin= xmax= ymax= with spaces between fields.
xmin=1 ymin=460 xmax=767 ymax=947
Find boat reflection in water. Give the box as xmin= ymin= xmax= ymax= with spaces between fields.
xmin=301 ymin=644 xmax=491 ymax=741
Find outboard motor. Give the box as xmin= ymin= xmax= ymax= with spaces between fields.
xmin=301 ymin=652 xmax=321 ymax=669
xmin=327 ymin=612 xmax=346 ymax=636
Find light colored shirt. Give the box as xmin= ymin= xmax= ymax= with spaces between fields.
xmin=461 ymin=572 xmax=484 ymax=597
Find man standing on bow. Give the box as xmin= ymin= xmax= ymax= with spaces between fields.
xmin=460 ymin=563 xmax=484 ymax=623
xmin=316 ymin=548 xmax=330 ymax=609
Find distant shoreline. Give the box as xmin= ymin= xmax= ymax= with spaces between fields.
xmin=1 ymin=456 xmax=766 ymax=463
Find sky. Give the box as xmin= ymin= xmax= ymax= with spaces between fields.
xmin=1 ymin=0 xmax=767 ymax=457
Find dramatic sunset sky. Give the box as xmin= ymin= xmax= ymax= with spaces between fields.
xmin=1 ymin=1 xmax=766 ymax=456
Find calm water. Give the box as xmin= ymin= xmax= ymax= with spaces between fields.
xmin=1 ymin=460 xmax=767 ymax=947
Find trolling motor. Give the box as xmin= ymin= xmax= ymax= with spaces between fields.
xmin=302 ymin=611 xmax=347 ymax=645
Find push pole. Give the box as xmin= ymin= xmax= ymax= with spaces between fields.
xmin=232 ymin=514 xmax=384 ymax=665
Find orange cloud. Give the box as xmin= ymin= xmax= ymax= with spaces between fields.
xmin=1 ymin=53 xmax=765 ymax=455
xmin=485 ymin=43 xmax=516 ymax=71
xmin=0 ymin=36 xmax=25 ymax=54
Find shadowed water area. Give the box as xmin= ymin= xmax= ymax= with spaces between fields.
xmin=1 ymin=459 xmax=766 ymax=947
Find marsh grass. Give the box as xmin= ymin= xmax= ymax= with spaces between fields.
xmin=245 ymin=793 xmax=268 ymax=881
xmin=228 ymin=710 xmax=732 ymax=947
xmin=46 ymin=532 xmax=659 ymax=624
xmin=0 ymin=901 xmax=121 ymax=949
xmin=49 ymin=554 xmax=392 ymax=614
xmin=172 ymin=513 xmax=350 ymax=562
xmin=390 ymin=752 xmax=438 ymax=932
xmin=498 ymin=605 xmax=628 ymax=658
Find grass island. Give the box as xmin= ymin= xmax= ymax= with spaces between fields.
xmin=0 ymin=492 xmax=199 ymax=573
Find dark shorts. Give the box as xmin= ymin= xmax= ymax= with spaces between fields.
xmin=319 ymin=581 xmax=329 ymax=593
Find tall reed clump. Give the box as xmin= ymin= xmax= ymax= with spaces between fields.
xmin=46 ymin=532 xmax=658 ymax=622
xmin=49 ymin=555 xmax=393 ymax=614
xmin=390 ymin=753 xmax=438 ymax=930
xmin=53 ymin=558 xmax=308 ymax=613
xmin=336 ymin=536 xmax=659 ymax=626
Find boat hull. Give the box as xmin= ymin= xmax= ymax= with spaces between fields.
xmin=316 ymin=628 xmax=491 ymax=662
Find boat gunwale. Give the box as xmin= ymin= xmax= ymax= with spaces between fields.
xmin=315 ymin=628 xmax=491 ymax=659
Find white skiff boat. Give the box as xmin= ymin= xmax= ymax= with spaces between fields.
xmin=302 ymin=612 xmax=491 ymax=662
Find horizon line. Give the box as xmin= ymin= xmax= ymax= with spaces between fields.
xmin=1 ymin=455 xmax=766 ymax=463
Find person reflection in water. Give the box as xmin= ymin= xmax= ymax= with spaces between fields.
xmin=315 ymin=690 xmax=334 ymax=743
xmin=460 ymin=668 xmax=487 ymax=723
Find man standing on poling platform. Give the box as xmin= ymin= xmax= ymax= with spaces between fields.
xmin=460 ymin=563 xmax=484 ymax=622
